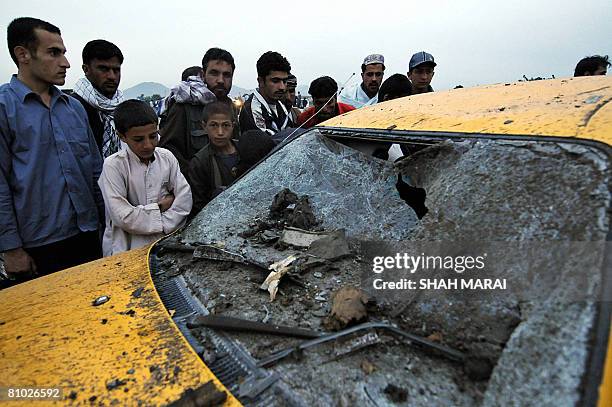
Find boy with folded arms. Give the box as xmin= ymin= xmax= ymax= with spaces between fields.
xmin=98 ymin=100 xmax=192 ymax=256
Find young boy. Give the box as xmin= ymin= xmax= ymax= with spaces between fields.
xmin=189 ymin=101 xmax=274 ymax=215
xmin=99 ymin=100 xmax=192 ymax=256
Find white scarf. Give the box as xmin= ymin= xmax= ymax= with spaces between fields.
xmin=159 ymin=76 xmax=216 ymax=115
xmin=74 ymin=77 xmax=124 ymax=158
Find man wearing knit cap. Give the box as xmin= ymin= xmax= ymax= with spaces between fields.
xmin=338 ymin=53 xmax=385 ymax=108
xmin=407 ymin=51 xmax=436 ymax=94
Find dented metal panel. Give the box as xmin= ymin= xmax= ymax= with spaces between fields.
xmin=0 ymin=246 xmax=240 ymax=406
xmin=321 ymin=76 xmax=612 ymax=144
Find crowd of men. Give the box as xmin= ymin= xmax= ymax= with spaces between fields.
xmin=1 ymin=17 xmax=610 ymax=286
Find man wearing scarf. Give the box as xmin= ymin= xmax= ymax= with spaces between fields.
xmin=72 ymin=40 xmax=124 ymax=158
xmin=159 ymin=48 xmax=238 ymax=180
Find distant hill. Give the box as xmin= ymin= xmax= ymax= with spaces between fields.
xmin=229 ymin=84 xmax=309 ymax=98
xmin=123 ymin=82 xmax=170 ymax=99
xmin=229 ymin=85 xmax=253 ymax=98
xmin=122 ymin=82 xmax=290 ymax=100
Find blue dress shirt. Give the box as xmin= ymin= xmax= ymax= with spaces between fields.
xmin=0 ymin=75 xmax=104 ymax=251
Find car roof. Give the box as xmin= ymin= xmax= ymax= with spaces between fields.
xmin=321 ymin=76 xmax=612 ymax=145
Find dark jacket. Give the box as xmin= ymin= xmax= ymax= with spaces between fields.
xmin=188 ymin=130 xmax=275 ymax=216
xmin=159 ymin=98 xmax=241 ymax=179
xmin=71 ymin=93 xmax=105 ymax=155
xmin=159 ymin=103 xmax=208 ymax=178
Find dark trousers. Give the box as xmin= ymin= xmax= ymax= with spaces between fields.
xmin=3 ymin=231 xmax=102 ymax=287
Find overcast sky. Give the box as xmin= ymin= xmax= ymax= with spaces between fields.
xmin=2 ymin=0 xmax=611 ymax=93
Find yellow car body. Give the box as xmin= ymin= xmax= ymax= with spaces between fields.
xmin=1 ymin=76 xmax=610 ymax=406
xmin=322 ymin=76 xmax=611 ymax=143
xmin=0 ymin=246 xmax=240 ymax=406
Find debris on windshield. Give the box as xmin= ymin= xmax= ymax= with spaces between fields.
xmin=238 ymin=189 xmax=322 ymax=249
xmin=259 ymin=230 xmax=280 ymax=244
xmin=324 ymin=286 xmax=371 ymax=330
xmin=331 ymin=331 xmax=381 ymax=360
xmin=464 ymin=357 xmax=494 ymax=381
xmin=270 ymin=188 xmax=320 ymax=229
xmin=193 ymin=245 xmax=247 ymax=264
xmin=170 ymin=133 xmax=609 ymax=405
xmin=384 ymin=384 xmax=408 ymax=403
xmin=238 ymin=218 xmax=272 ymax=239
xmin=258 ymin=305 xmax=269 ymax=324
xmin=260 ymin=254 xmax=299 ymax=301
xmin=279 ymin=227 xmax=330 ymax=248
xmin=269 ymin=188 xmax=298 ymax=216
xmin=307 ymin=229 xmax=350 ymax=261
xmin=256 ymin=321 xmax=467 ymax=368
xmin=294 ymin=255 xmax=333 ymax=275
xmin=286 ymin=196 xmax=319 ymax=230
xmin=361 ymin=358 xmax=377 ymax=374
xmin=187 ymin=315 xmax=322 ymax=338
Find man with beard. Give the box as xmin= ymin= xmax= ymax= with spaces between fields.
xmin=338 ymin=54 xmax=385 ymax=108
xmin=239 ymin=51 xmax=294 ymax=140
xmin=407 ymin=51 xmax=436 ymax=94
xmin=160 ymin=47 xmax=237 ymax=178
xmin=1 ymin=17 xmax=103 ymax=284
xmin=72 ymin=40 xmax=124 ymax=158
xmin=297 ymin=76 xmax=355 ymax=129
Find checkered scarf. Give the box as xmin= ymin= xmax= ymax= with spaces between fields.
xmin=73 ymin=77 xmax=124 ymax=158
xmin=159 ymin=76 xmax=216 ymax=116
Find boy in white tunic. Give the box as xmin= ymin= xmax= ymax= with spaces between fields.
xmin=98 ymin=100 xmax=192 ymax=256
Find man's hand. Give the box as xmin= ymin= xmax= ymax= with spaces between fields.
xmin=158 ymin=194 xmax=175 ymax=212
xmin=4 ymin=247 xmax=37 ymax=275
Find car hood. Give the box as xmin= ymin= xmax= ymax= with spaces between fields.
xmin=0 ymin=246 xmax=240 ymax=406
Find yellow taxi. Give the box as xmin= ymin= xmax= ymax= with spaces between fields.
xmin=1 ymin=76 xmax=610 ymax=406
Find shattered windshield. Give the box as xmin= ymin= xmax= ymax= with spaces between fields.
xmin=157 ymin=130 xmax=610 ymax=406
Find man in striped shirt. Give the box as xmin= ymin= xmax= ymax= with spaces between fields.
xmin=239 ymin=51 xmax=294 ymax=141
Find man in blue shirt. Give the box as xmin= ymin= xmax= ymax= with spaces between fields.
xmin=0 ymin=17 xmax=104 ymax=284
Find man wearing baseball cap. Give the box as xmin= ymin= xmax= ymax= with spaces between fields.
xmin=338 ymin=53 xmax=385 ymax=108
xmin=408 ymin=51 xmax=436 ymax=94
